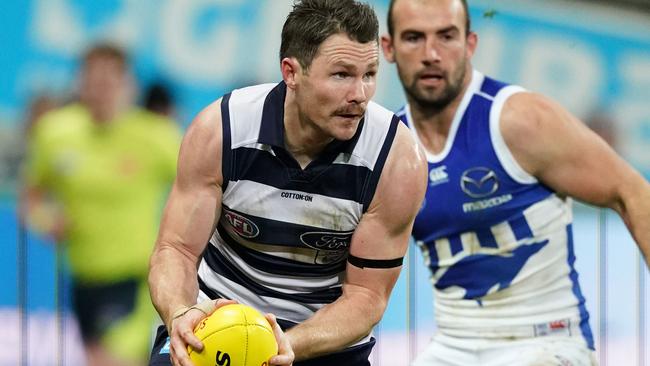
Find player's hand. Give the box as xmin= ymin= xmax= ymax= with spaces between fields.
xmin=169 ymin=298 xmax=237 ymax=366
xmin=266 ymin=313 xmax=295 ymax=366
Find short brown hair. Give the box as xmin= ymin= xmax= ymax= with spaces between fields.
xmin=82 ymin=43 xmax=129 ymax=70
xmin=280 ymin=0 xmax=379 ymax=70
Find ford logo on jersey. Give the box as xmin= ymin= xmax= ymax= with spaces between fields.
xmin=300 ymin=231 xmax=353 ymax=251
xmin=223 ymin=209 xmax=260 ymax=238
xmin=460 ymin=167 xmax=499 ymax=198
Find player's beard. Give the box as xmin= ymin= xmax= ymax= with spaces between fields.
xmin=401 ymin=57 xmax=467 ymax=112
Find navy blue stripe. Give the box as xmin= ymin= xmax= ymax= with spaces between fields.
xmin=231 ymin=146 xmax=371 ymax=202
xmin=221 ymin=93 xmax=233 ymax=192
xmin=202 ymin=244 xmax=343 ymax=304
xmin=510 ymin=214 xmax=533 ymax=241
xmin=361 ymin=115 xmax=400 ymax=212
xmin=217 ymin=223 xmax=347 ymax=277
xmin=479 ymin=76 xmax=508 ymax=97
xmin=258 ymin=82 xmax=286 ymax=147
xmin=566 ymin=224 xmax=595 ymax=350
xmin=221 ymin=205 xmax=353 ymax=250
xmin=476 ymin=228 xmax=498 ymax=248
xmin=449 ymin=235 xmax=463 ymax=256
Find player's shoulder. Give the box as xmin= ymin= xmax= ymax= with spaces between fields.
xmin=228 ymin=82 xmax=278 ymax=105
xmin=31 ymin=103 xmax=88 ymax=142
xmin=501 ymin=91 xmax=557 ymax=133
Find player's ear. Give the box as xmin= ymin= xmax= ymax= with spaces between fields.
xmin=381 ymin=34 xmax=396 ymax=63
xmin=281 ymin=57 xmax=300 ymax=89
xmin=466 ymin=31 xmax=478 ymax=58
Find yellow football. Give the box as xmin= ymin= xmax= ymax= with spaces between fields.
xmin=188 ymin=303 xmax=278 ymax=366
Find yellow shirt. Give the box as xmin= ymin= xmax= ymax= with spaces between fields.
xmin=25 ymin=103 xmax=181 ymax=283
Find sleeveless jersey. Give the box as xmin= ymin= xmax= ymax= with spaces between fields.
xmin=197 ymin=82 xmax=400 ymax=333
xmin=398 ymin=70 xmax=594 ymax=348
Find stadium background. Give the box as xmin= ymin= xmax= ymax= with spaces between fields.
xmin=0 ymin=0 xmax=648 ymax=364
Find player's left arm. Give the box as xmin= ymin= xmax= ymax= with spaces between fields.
xmin=501 ymin=92 xmax=650 ymax=265
xmin=280 ymin=123 xmax=428 ymax=361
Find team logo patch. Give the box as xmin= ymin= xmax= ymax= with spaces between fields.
xmin=300 ymin=231 xmax=353 ymax=251
xmin=428 ymin=165 xmax=449 ymax=186
xmin=223 ymin=209 xmax=260 ymax=238
xmin=534 ymin=318 xmax=571 ymax=337
xmin=460 ymin=167 xmax=499 ymax=198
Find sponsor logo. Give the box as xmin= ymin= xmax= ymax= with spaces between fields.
xmin=223 ymin=209 xmax=259 ymax=238
xmin=460 ymin=167 xmax=499 ymax=198
xmin=314 ymin=251 xmax=347 ymax=265
xmin=300 ymin=231 xmax=353 ymax=251
xmin=428 ymin=165 xmax=449 ymax=186
xmin=281 ymin=191 xmax=313 ymax=202
xmin=534 ymin=319 xmax=571 ymax=337
xmin=462 ymin=194 xmax=513 ymax=213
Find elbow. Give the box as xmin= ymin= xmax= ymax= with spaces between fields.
xmin=364 ymin=292 xmax=389 ymax=327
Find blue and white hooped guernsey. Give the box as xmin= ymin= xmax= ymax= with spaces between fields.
xmin=397 ymin=70 xmax=593 ymax=348
xmin=197 ymin=81 xmax=400 ymax=345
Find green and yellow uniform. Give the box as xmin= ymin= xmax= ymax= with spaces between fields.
xmin=24 ymin=103 xmax=181 ymax=361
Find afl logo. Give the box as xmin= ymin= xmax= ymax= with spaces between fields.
xmin=460 ymin=167 xmax=499 ymax=198
xmin=300 ymin=231 xmax=353 ymax=251
xmin=223 ymin=209 xmax=259 ymax=238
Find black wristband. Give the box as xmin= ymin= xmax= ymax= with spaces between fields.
xmin=347 ymin=253 xmax=404 ymax=269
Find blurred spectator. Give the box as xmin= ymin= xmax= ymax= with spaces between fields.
xmin=0 ymin=95 xmax=58 ymax=196
xmin=142 ymin=82 xmax=175 ymax=118
xmin=21 ymin=43 xmax=181 ymax=366
xmin=23 ymin=94 xmax=60 ymax=136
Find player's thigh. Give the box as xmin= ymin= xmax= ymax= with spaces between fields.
xmin=103 ymin=280 xmax=158 ymax=361
xmin=73 ymin=278 xmax=140 ymax=341
xmin=484 ymin=337 xmax=597 ymax=366
xmin=411 ymin=335 xmax=477 ymax=366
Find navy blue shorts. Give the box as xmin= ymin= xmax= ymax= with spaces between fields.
xmin=149 ymin=325 xmax=375 ymax=366
xmin=73 ymin=278 xmax=138 ymax=342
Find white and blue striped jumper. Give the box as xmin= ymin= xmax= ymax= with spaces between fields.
xmin=197 ymin=81 xmax=400 ymax=347
xmin=398 ymin=70 xmax=594 ymax=348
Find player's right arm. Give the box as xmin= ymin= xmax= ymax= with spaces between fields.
xmin=148 ymin=98 xmax=230 ymax=366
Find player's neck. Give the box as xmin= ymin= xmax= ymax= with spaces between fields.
xmin=84 ymin=97 xmax=130 ymax=124
xmin=408 ymin=98 xmax=459 ymax=155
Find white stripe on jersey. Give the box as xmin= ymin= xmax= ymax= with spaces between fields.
xmin=198 ymin=261 xmax=323 ymax=323
xmin=489 ymin=84 xmax=536 ymax=185
xmin=222 ymin=179 xmax=363 ymax=232
xmin=210 ymin=231 xmax=343 ymax=291
xmin=215 ymin=224 xmax=327 ymax=263
xmin=352 ymin=102 xmax=396 ymax=166
xmin=228 ymin=84 xmax=276 ymax=149
xmin=524 ymin=195 xmax=573 ymax=236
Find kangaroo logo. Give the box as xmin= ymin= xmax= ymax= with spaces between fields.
xmin=436 ymin=240 xmax=549 ymax=299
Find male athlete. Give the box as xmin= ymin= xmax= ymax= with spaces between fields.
xmin=147 ymin=1 xmax=428 ymax=365
xmin=381 ymin=0 xmax=650 ymax=364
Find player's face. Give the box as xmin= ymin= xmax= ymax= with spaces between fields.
xmin=295 ymin=33 xmax=379 ymax=141
xmin=382 ymin=0 xmax=476 ymax=110
xmin=79 ymin=56 xmax=130 ymax=113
